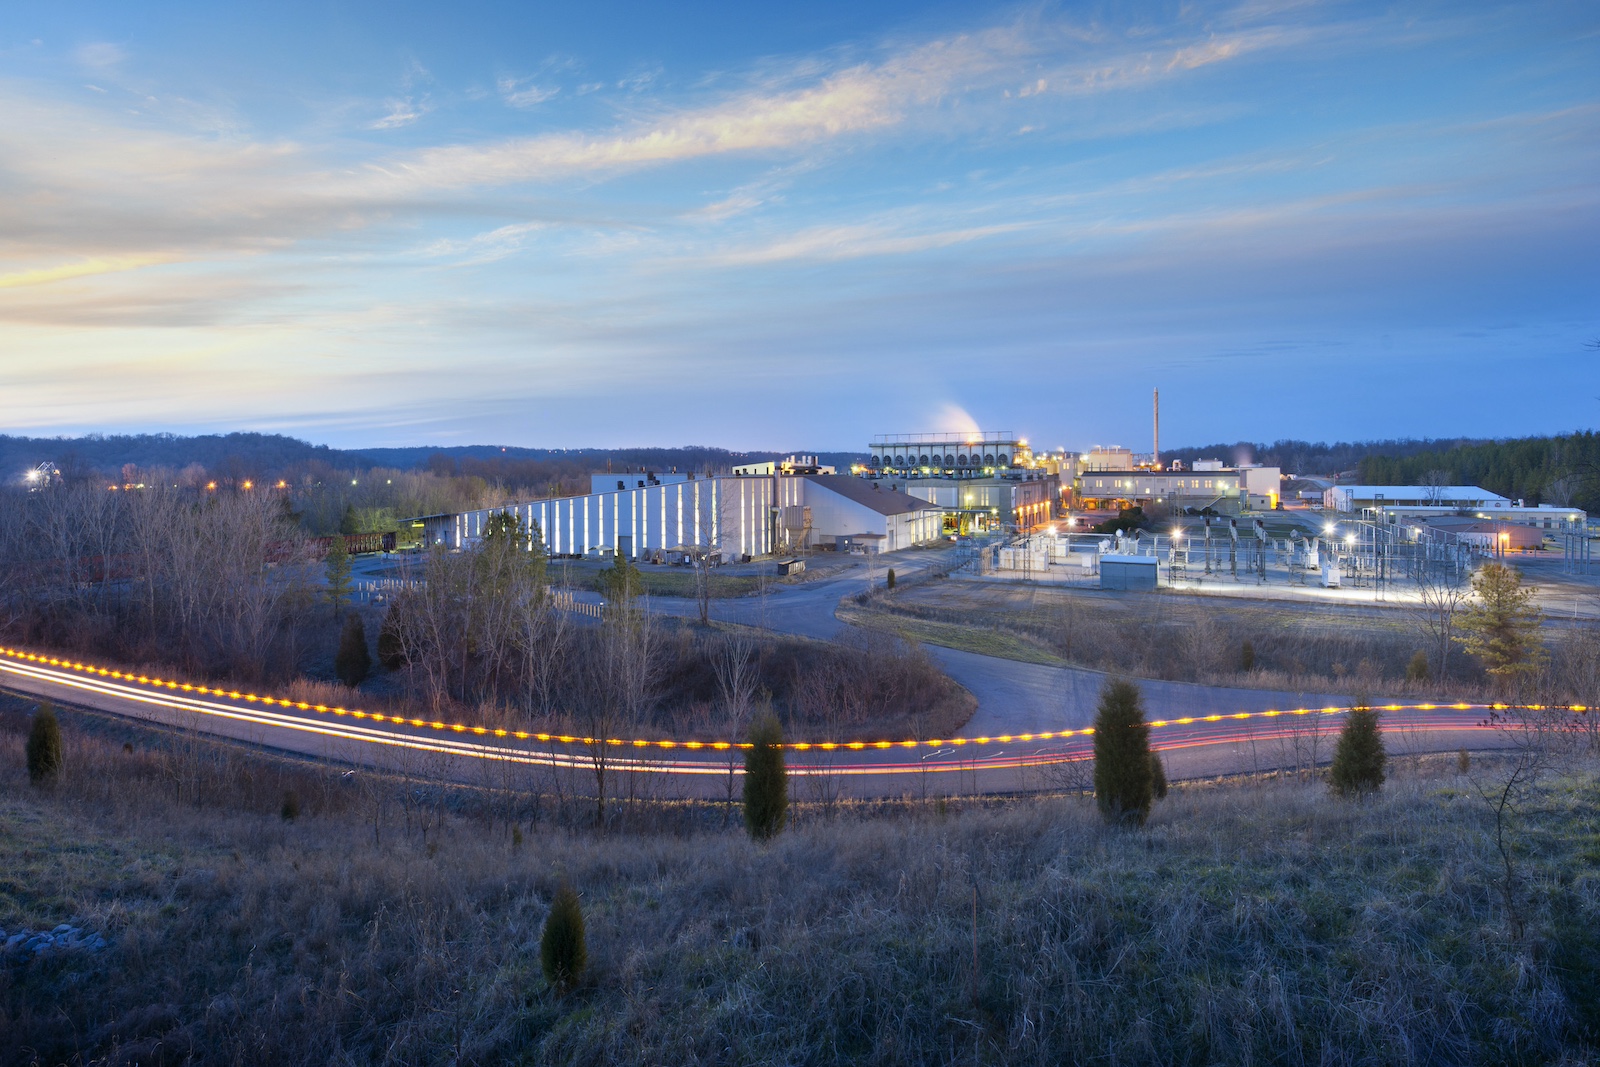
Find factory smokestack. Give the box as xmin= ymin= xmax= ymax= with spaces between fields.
xmin=1153 ymin=388 xmax=1160 ymax=471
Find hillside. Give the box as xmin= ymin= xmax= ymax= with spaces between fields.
xmin=1 ymin=695 xmax=1596 ymax=1064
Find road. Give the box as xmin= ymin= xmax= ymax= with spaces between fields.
xmin=0 ymin=545 xmax=1541 ymax=797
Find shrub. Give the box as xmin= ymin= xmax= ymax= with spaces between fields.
xmin=281 ymin=790 xmax=301 ymax=822
xmin=1406 ymin=650 xmax=1430 ymax=683
xmin=1240 ymin=640 xmax=1255 ymax=672
xmin=1149 ymin=751 xmax=1168 ymax=800
xmin=26 ymin=701 xmax=63 ymax=785
xmin=540 ymin=884 xmax=587 ymax=991
xmin=886 ymin=568 xmax=896 ymax=591
xmin=1330 ymin=701 xmax=1386 ymax=796
xmin=743 ymin=714 xmax=788 ymax=841
xmin=336 ymin=613 xmax=372 ymax=688
xmin=1457 ymin=748 xmax=1471 ymax=774
xmin=377 ymin=609 xmax=406 ymax=670
xmin=1092 ymin=678 xmax=1154 ymax=827
xmin=1456 ymin=562 xmax=1545 ymax=680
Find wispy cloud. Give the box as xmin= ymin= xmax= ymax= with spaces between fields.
xmin=74 ymin=42 xmax=125 ymax=71
xmin=0 ymin=255 xmax=168 ymax=288
xmin=370 ymin=96 xmax=430 ymax=129
xmin=497 ymin=76 xmax=560 ymax=108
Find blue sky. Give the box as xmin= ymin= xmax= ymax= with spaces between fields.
xmin=0 ymin=1 xmax=1596 ymax=452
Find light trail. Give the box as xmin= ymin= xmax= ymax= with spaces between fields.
xmin=0 ymin=644 xmax=1583 ymax=782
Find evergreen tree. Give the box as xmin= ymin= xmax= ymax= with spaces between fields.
xmin=26 ymin=701 xmax=63 ymax=785
xmin=600 ymin=548 xmax=644 ymax=606
xmin=1330 ymin=700 xmax=1386 ymax=796
xmin=377 ymin=607 xmax=406 ymax=670
xmin=1239 ymin=640 xmax=1255 ymax=672
xmin=1092 ymin=678 xmax=1155 ymax=827
xmin=743 ymin=714 xmax=788 ymax=841
xmin=339 ymin=503 xmax=360 ymax=535
xmin=325 ymin=534 xmax=352 ymax=617
xmin=1455 ymin=563 xmax=1545 ymax=682
xmin=886 ymin=568 xmax=896 ymax=591
xmin=335 ymin=612 xmax=371 ymax=687
xmin=540 ymin=884 xmax=587 ymax=992
xmin=1149 ymin=751 xmax=1169 ymax=800
xmin=1406 ymin=650 xmax=1430 ymax=682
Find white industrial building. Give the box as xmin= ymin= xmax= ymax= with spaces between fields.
xmin=1324 ymin=485 xmax=1511 ymax=512
xmin=780 ymin=475 xmax=944 ymax=552
xmin=421 ymin=470 xmax=943 ymax=561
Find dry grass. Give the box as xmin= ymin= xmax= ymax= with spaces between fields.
xmin=853 ymin=579 xmax=1495 ymax=694
xmin=2 ymin=696 xmax=1598 ymax=1065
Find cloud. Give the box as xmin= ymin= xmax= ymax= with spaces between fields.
xmin=74 ymin=42 xmax=126 ymax=71
xmin=703 ymin=220 xmax=1032 ymax=266
xmin=0 ymin=255 xmax=169 ymax=288
xmin=356 ymin=20 xmax=1304 ymax=193
xmin=420 ymin=221 xmax=547 ymax=265
xmin=497 ymin=76 xmax=560 ymax=108
xmin=370 ymin=96 xmax=429 ymax=129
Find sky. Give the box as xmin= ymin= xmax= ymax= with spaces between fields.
xmin=0 ymin=0 xmax=1596 ymax=453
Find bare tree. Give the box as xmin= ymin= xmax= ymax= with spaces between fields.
xmin=1409 ymin=569 xmax=1470 ymax=684
xmin=574 ymin=589 xmax=659 ymax=829
xmin=712 ymin=629 xmax=760 ymax=812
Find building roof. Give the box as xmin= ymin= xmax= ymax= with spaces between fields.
xmin=1332 ymin=485 xmax=1509 ymax=503
xmin=806 ymin=475 xmax=942 ymax=517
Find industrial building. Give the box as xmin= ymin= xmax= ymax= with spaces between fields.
xmin=1323 ymin=485 xmax=1512 ymax=512
xmin=1071 ymin=457 xmax=1280 ymax=514
xmin=860 ymin=431 xmax=1064 ymax=532
xmin=418 ymin=463 xmax=943 ymax=561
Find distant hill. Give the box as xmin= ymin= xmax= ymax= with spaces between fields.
xmin=0 ymin=432 xmax=863 ymax=488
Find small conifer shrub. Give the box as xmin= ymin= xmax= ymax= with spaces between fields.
xmin=540 ymin=884 xmax=587 ymax=991
xmin=336 ymin=613 xmax=372 ymax=687
xmin=1240 ymin=640 xmax=1255 ymax=672
xmin=1149 ymin=751 xmax=1169 ymax=800
xmin=1330 ymin=700 xmax=1386 ymax=796
xmin=281 ymin=790 xmax=301 ymax=822
xmin=1406 ymin=650 xmax=1430 ymax=683
xmin=1457 ymin=748 xmax=1471 ymax=774
xmin=886 ymin=568 xmax=896 ymax=591
xmin=743 ymin=714 xmax=788 ymax=841
xmin=1092 ymin=678 xmax=1154 ymax=827
xmin=377 ymin=609 xmax=406 ymax=670
xmin=26 ymin=701 xmax=63 ymax=785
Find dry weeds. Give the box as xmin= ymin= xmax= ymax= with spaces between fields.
xmin=1 ymin=697 xmax=1597 ymax=1066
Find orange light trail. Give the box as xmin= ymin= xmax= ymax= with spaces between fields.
xmin=0 ymin=644 xmax=1586 ymax=761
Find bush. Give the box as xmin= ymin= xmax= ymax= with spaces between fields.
xmin=26 ymin=701 xmax=63 ymax=785
xmin=1149 ymin=751 xmax=1168 ymax=799
xmin=1092 ymin=678 xmax=1154 ymax=827
xmin=377 ymin=609 xmax=406 ymax=670
xmin=540 ymin=884 xmax=587 ymax=992
xmin=1240 ymin=640 xmax=1255 ymax=672
xmin=1457 ymin=748 xmax=1471 ymax=774
xmin=743 ymin=715 xmax=788 ymax=841
xmin=886 ymin=568 xmax=896 ymax=591
xmin=336 ymin=613 xmax=372 ymax=688
xmin=1406 ymin=650 xmax=1430 ymax=682
xmin=1330 ymin=701 xmax=1386 ymax=796
xmin=281 ymin=790 xmax=301 ymax=822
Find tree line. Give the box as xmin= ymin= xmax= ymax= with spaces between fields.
xmin=1355 ymin=431 xmax=1600 ymax=511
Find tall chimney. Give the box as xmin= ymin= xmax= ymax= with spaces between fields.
xmin=1153 ymin=388 xmax=1160 ymax=471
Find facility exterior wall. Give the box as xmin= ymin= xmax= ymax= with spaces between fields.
xmin=797 ymin=481 xmax=943 ymax=551
xmin=450 ymin=476 xmax=773 ymax=559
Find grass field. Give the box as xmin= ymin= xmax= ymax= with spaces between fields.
xmin=846 ymin=578 xmax=1495 ymax=694
xmin=3 ymin=693 xmax=1598 ymax=1064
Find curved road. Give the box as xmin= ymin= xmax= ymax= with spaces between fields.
xmin=0 ymin=549 xmax=1535 ymax=796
